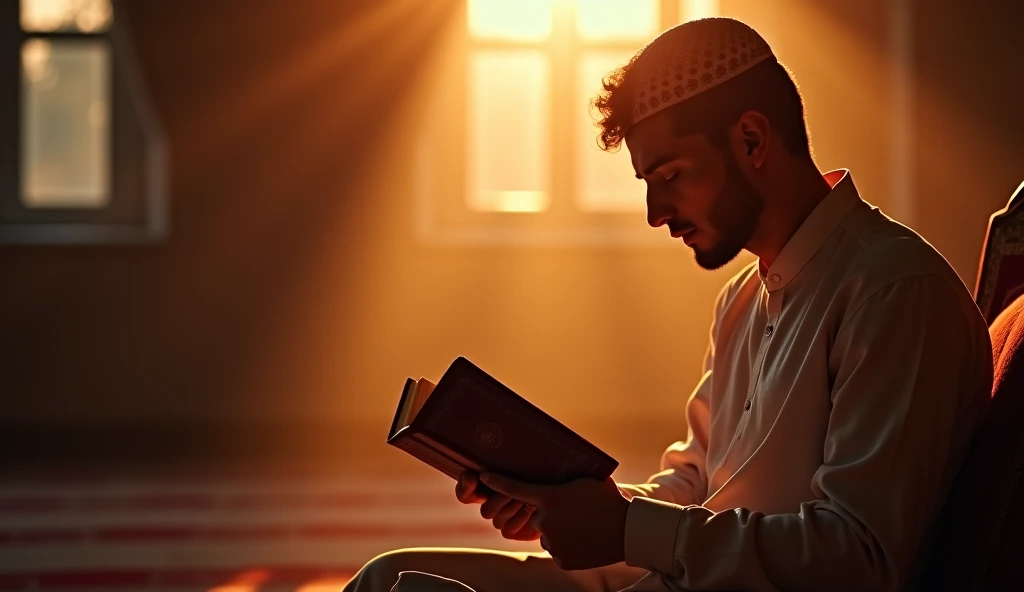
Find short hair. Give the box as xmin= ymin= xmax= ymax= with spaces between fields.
xmin=591 ymin=56 xmax=813 ymax=161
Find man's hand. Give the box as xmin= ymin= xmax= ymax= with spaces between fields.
xmin=479 ymin=472 xmax=630 ymax=571
xmin=455 ymin=471 xmax=541 ymax=541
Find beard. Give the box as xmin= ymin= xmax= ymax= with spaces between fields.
xmin=692 ymin=153 xmax=763 ymax=271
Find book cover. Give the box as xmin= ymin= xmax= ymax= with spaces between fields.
xmin=387 ymin=357 xmax=618 ymax=486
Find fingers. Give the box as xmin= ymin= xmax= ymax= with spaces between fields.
xmin=499 ymin=503 xmax=534 ymax=538
xmin=455 ymin=472 xmax=487 ymax=505
xmin=480 ymin=493 xmax=514 ymax=520
xmin=529 ymin=511 xmax=542 ymax=531
xmin=479 ymin=473 xmax=543 ymax=505
xmin=492 ymin=499 xmax=525 ymax=530
xmin=508 ymin=524 xmax=542 ymax=541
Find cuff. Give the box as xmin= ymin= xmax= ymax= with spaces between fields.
xmin=616 ymin=483 xmax=656 ymax=500
xmin=624 ymin=496 xmax=685 ymax=573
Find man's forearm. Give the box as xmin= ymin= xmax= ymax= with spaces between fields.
xmin=623 ymin=498 xmax=898 ymax=592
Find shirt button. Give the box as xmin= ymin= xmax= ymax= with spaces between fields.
xmin=770 ymin=274 xmax=781 ymax=283
xmin=744 ymin=400 xmax=751 ymax=411
xmin=764 ymin=325 xmax=774 ymax=338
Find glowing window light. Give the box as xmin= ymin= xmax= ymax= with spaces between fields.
xmin=21 ymin=38 xmax=112 ymax=209
xmin=21 ymin=0 xmax=113 ymax=33
xmin=576 ymin=0 xmax=659 ymax=41
xmin=467 ymin=0 xmax=716 ymax=215
xmin=680 ymin=0 xmax=720 ymax=22
xmin=468 ymin=0 xmax=552 ymax=41
xmin=467 ymin=52 xmax=550 ymax=213
xmin=470 ymin=191 xmax=550 ymax=213
xmin=576 ymin=52 xmax=643 ymax=212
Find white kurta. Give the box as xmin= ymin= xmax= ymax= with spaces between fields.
xmin=621 ymin=170 xmax=994 ymax=591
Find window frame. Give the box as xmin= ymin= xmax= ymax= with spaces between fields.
xmin=0 ymin=0 xmax=168 ymax=245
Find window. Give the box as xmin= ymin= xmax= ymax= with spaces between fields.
xmin=571 ymin=1 xmax=666 ymax=213
xmin=466 ymin=49 xmax=551 ymax=213
xmin=465 ymin=1 xmax=722 ymax=215
xmin=22 ymin=37 xmax=111 ymax=209
xmin=0 ymin=0 xmax=168 ymax=243
xmin=415 ymin=1 xmax=719 ymax=246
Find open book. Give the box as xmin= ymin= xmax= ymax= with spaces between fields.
xmin=387 ymin=357 xmax=618 ymax=487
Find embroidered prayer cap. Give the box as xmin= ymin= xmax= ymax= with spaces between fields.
xmin=630 ymin=17 xmax=776 ymax=125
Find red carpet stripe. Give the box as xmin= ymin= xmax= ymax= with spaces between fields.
xmin=0 ymin=568 xmax=356 ymax=590
xmin=0 ymin=474 xmax=548 ymax=587
xmin=0 ymin=491 xmax=455 ymax=513
xmin=0 ymin=521 xmax=496 ymax=545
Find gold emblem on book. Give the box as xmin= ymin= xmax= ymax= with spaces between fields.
xmin=474 ymin=421 xmax=503 ymax=450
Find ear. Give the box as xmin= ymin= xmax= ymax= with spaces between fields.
xmin=734 ymin=111 xmax=770 ymax=169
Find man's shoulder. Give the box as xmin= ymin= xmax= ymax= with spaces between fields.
xmin=837 ymin=207 xmax=973 ymax=308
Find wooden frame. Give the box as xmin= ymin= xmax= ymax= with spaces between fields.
xmin=974 ymin=180 xmax=1024 ymax=323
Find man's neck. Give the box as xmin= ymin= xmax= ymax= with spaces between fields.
xmin=751 ymin=162 xmax=833 ymax=272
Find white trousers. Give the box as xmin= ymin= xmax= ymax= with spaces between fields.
xmin=342 ymin=547 xmax=676 ymax=592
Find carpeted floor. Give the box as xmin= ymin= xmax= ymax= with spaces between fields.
xmin=0 ymin=421 xmax=663 ymax=592
xmin=0 ymin=470 xmax=545 ymax=591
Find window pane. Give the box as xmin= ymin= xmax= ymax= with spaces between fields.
xmin=467 ymin=51 xmax=550 ymax=213
xmin=679 ymin=0 xmax=720 ymax=22
xmin=577 ymin=52 xmax=644 ymax=213
xmin=21 ymin=0 xmax=113 ymax=33
xmin=576 ymin=0 xmax=659 ymax=41
xmin=468 ymin=0 xmax=552 ymax=41
xmin=21 ymin=38 xmax=111 ymax=209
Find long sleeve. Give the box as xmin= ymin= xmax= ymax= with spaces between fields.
xmin=622 ymin=274 xmax=993 ymax=591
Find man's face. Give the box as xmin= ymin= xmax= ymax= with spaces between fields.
xmin=625 ymin=110 xmax=764 ymax=270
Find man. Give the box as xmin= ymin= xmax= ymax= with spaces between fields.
xmin=345 ymin=17 xmax=992 ymax=592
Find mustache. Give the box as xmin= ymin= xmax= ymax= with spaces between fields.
xmin=667 ymin=221 xmax=697 ymax=235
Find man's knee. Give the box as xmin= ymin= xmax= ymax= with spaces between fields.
xmin=345 ymin=549 xmax=431 ymax=592
xmin=391 ymin=571 xmax=476 ymax=592
xmin=364 ymin=549 xmax=411 ymax=578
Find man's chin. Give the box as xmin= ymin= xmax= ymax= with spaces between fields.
xmin=693 ymin=244 xmax=743 ymax=271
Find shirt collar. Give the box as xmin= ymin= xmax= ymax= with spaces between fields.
xmin=759 ymin=169 xmax=862 ymax=291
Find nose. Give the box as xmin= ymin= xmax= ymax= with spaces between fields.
xmin=648 ymin=211 xmax=673 ymax=228
xmin=647 ymin=195 xmax=673 ymax=228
